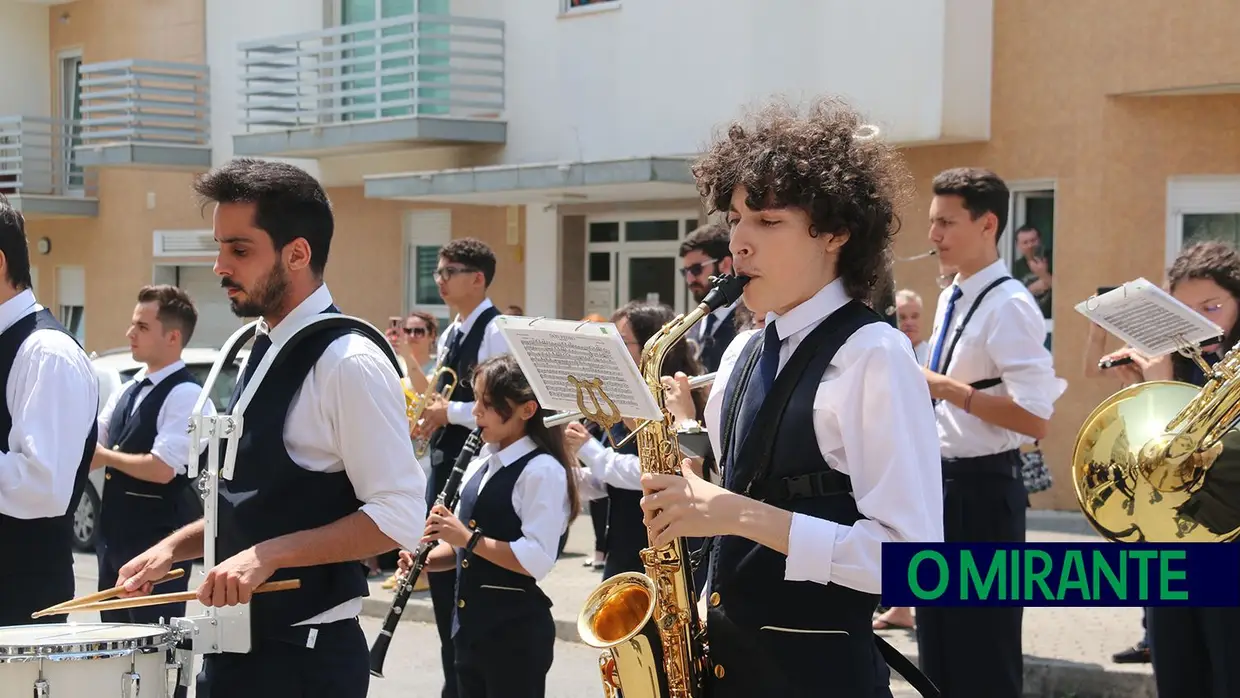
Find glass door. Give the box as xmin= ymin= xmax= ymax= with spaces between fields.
xmin=618 ymin=250 xmax=686 ymax=315
xmin=340 ymin=0 xmax=449 ymax=120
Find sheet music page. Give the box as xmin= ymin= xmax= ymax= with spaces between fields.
xmin=495 ymin=316 xmax=664 ymax=421
xmin=1074 ymin=277 xmax=1223 ymax=356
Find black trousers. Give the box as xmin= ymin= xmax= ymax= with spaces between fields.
xmin=429 ymin=569 xmax=459 ymax=698
xmin=915 ymin=451 xmax=1027 ymax=698
xmin=589 ymin=498 xmax=608 ymax=554
xmin=97 ymin=537 xmax=193 ymax=624
xmin=455 ymin=612 xmax=556 ymax=698
xmin=1149 ymin=605 xmax=1240 ymax=698
xmin=196 ymin=618 xmax=369 ymax=698
xmin=0 ymin=563 xmax=74 ymax=626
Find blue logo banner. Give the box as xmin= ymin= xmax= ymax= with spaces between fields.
xmin=880 ymin=543 xmax=1240 ymax=607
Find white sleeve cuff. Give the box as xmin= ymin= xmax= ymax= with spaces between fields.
xmin=577 ymin=438 xmax=607 ymax=467
xmin=509 ymin=537 xmax=555 ymax=582
xmin=783 ymin=513 xmax=838 ymax=585
xmin=447 ymin=401 xmax=476 ymax=427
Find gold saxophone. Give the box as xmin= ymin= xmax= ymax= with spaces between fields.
xmin=407 ymin=353 xmax=458 ymax=459
xmin=576 ymin=273 xmax=750 ymax=698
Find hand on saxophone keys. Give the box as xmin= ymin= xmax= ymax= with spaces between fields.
xmin=639 ymin=462 xmax=737 ymax=548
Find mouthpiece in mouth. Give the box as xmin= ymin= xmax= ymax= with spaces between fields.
xmin=702 ymin=274 xmax=750 ymax=311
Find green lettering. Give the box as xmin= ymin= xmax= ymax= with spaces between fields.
xmin=962 ymin=550 xmax=1004 ymax=600
xmin=1091 ymin=549 xmax=1126 ymax=600
xmin=1010 ymin=545 xmax=1019 ymax=600
xmin=1023 ymin=550 xmax=1054 ymax=601
xmin=1129 ymin=550 xmax=1158 ymax=600
xmin=1057 ymin=550 xmax=1090 ymax=601
xmin=1159 ymin=550 xmax=1188 ymax=601
xmin=909 ymin=551 xmax=949 ymax=599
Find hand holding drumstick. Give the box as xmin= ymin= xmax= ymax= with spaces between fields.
xmin=118 ymin=542 xmax=284 ymax=607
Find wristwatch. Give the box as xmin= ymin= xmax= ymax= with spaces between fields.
xmin=675 ymin=418 xmax=703 ymax=434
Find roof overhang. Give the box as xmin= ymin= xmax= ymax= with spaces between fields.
xmin=75 ymin=143 xmax=213 ymax=171
xmin=363 ymin=155 xmax=699 ymax=205
xmin=7 ymin=195 xmax=99 ymax=219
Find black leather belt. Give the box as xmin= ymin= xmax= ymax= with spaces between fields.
xmin=941 ymin=449 xmax=1020 ymax=479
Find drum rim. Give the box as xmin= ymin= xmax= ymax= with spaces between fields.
xmin=0 ymin=623 xmax=178 ymax=662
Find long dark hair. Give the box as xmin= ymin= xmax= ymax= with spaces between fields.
xmin=1168 ymin=241 xmax=1240 ymax=383
xmin=611 ymin=301 xmax=707 ymax=420
xmin=472 ymin=354 xmax=580 ymax=523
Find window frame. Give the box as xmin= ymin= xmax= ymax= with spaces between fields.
xmin=1166 ymin=176 xmax=1240 ymax=267
xmin=403 ymin=209 xmax=452 ymax=321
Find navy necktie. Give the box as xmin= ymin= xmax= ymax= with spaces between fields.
xmin=230 ymin=334 xmax=272 ymax=411
xmin=115 ymin=378 xmax=151 ymax=435
xmin=726 ymin=322 xmax=781 ymax=487
xmin=451 ymin=460 xmax=490 ymax=638
xmin=928 ymin=285 xmax=963 ymax=372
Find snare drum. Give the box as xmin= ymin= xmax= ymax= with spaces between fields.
xmin=0 ymin=623 xmax=180 ymax=698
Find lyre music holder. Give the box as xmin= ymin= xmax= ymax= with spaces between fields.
xmin=568 ymin=374 xmax=626 ymax=449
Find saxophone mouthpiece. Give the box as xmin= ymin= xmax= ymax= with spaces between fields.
xmin=702 ymin=274 xmax=750 ymax=312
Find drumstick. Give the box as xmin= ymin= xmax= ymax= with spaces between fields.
xmin=32 ymin=567 xmax=188 ymax=618
xmin=31 ymin=579 xmax=301 ymax=618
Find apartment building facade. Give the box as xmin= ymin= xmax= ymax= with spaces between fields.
xmin=5 ymin=0 xmax=1240 ymax=509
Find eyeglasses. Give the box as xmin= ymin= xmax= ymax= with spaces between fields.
xmin=433 ymin=266 xmax=479 ymax=282
xmin=680 ymin=260 xmax=719 ymax=278
xmin=403 ymin=326 xmax=428 ymax=337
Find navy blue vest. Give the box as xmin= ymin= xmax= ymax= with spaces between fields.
xmin=101 ymin=367 xmax=199 ymax=545
xmin=0 ymin=309 xmax=96 ymax=576
xmin=427 ymin=305 xmax=501 ymax=500
xmin=451 ymin=449 xmax=552 ymax=640
xmin=705 ymin=300 xmax=889 ymax=697
xmin=598 ymin=422 xmax=646 ymax=578
xmin=216 ymin=310 xmax=401 ymax=644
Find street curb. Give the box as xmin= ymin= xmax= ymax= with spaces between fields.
xmin=359 ymin=596 xmax=1156 ymax=698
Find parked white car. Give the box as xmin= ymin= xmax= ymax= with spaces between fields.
xmin=75 ymin=347 xmax=247 ymax=553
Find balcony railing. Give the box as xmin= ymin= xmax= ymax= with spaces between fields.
xmin=78 ymin=59 xmax=210 ymax=148
xmin=0 ymin=116 xmax=97 ymax=198
xmin=237 ymin=13 xmax=505 ymax=132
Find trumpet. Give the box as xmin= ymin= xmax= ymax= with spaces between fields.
xmin=543 ymin=372 xmax=717 ymax=429
xmin=408 ymin=356 xmax=459 ymax=459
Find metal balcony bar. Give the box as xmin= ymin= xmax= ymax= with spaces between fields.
xmin=237 ymin=12 xmax=505 ymax=132
xmin=78 ymin=59 xmax=210 ymax=147
xmin=0 ymin=116 xmax=97 ymax=197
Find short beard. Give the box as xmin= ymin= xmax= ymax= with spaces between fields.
xmin=229 ymin=262 xmax=288 ymax=318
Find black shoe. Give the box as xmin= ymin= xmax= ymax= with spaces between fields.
xmin=1112 ymin=643 xmax=1151 ymax=664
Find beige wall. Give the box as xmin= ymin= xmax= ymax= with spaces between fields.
xmin=27 ymin=0 xmax=207 ymax=351
xmin=888 ymin=1 xmax=1240 ymax=510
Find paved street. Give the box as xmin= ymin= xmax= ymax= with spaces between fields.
xmin=58 ymin=510 xmax=1142 ymax=697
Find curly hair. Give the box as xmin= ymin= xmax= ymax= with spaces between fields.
xmin=690 ymin=96 xmax=913 ymax=301
xmin=439 ymin=237 xmax=497 ymax=287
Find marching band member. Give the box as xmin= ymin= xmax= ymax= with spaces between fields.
xmin=916 ymin=167 xmax=1066 ymax=698
xmin=680 ymin=222 xmax=743 ymax=372
xmin=405 ymin=354 xmax=579 ymax=698
xmin=91 ymin=285 xmax=212 ymax=698
xmin=638 ymin=97 xmax=944 ymax=697
xmin=0 ymin=195 xmax=98 ymax=626
xmin=115 ymin=158 xmax=426 ymax=698
xmin=412 ymin=236 xmax=510 ymax=698
xmin=564 ymin=301 xmax=705 ymax=580
xmin=1099 ymin=240 xmax=1240 ymax=698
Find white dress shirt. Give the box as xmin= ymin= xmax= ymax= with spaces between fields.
xmin=913 ymin=340 xmax=929 ymax=367
xmin=704 ymin=278 xmax=944 ymax=594
xmin=576 ymin=438 xmax=642 ymax=492
xmin=927 ymin=259 xmax=1068 ymax=459
xmin=436 ymin=298 xmax=511 ymax=428
xmin=453 ymin=436 xmax=570 ymax=582
xmin=96 ymin=360 xmax=216 ymax=476
xmin=238 ymin=284 xmax=428 ymax=625
xmin=0 ymin=290 xmax=98 ymax=520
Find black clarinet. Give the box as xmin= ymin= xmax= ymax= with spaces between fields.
xmin=369 ymin=427 xmax=484 ymax=678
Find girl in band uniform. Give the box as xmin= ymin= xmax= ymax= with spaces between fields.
xmin=405 ymin=354 xmax=580 ymax=698
xmin=1099 ymin=240 xmax=1240 ymax=698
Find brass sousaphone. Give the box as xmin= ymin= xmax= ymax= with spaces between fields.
xmin=1073 ymin=342 xmax=1240 ymax=543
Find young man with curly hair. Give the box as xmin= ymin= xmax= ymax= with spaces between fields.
xmin=639 ymin=97 xmax=944 ymax=697
xmin=916 ymin=167 xmax=1066 ymax=698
